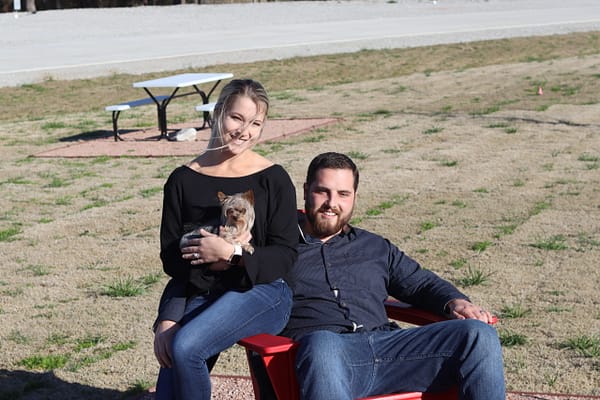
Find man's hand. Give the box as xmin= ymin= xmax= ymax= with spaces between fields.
xmin=446 ymin=298 xmax=494 ymax=324
xmin=154 ymin=320 xmax=180 ymax=368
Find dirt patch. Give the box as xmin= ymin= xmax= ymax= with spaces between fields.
xmin=33 ymin=118 xmax=339 ymax=158
xmin=0 ymin=53 xmax=599 ymax=399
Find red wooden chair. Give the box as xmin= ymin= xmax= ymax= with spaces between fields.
xmin=238 ymin=300 xmax=497 ymax=400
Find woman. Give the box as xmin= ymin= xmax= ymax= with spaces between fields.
xmin=153 ymin=79 xmax=298 ymax=400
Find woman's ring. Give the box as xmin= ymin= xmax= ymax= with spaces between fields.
xmin=194 ymin=253 xmax=199 ymax=259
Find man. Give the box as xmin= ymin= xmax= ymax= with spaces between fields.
xmin=279 ymin=152 xmax=505 ymax=400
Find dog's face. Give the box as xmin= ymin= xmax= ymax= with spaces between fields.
xmin=217 ymin=190 xmax=255 ymax=232
xmin=225 ymin=203 xmax=248 ymax=228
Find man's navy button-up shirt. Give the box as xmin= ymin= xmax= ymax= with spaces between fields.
xmin=282 ymin=223 xmax=468 ymax=341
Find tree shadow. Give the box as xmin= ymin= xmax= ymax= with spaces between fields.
xmin=0 ymin=369 xmax=143 ymax=400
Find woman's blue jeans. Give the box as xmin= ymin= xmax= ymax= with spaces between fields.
xmin=155 ymin=279 xmax=292 ymax=400
xmin=295 ymin=319 xmax=505 ymax=400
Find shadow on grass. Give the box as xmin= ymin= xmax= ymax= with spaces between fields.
xmin=59 ymin=129 xmax=128 ymax=142
xmin=0 ymin=369 xmax=141 ymax=400
xmin=58 ymin=128 xmax=189 ymax=142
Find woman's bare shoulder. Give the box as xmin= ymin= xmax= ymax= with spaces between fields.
xmin=248 ymin=151 xmax=274 ymax=169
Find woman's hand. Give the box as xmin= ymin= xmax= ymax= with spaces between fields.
xmin=446 ymin=298 xmax=495 ymax=324
xmin=154 ymin=320 xmax=180 ymax=368
xmin=181 ymin=229 xmax=233 ymax=266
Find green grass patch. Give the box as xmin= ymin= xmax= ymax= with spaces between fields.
xmin=124 ymin=380 xmax=155 ymax=398
xmin=41 ymin=121 xmax=67 ymax=131
xmin=449 ymin=258 xmax=467 ymax=269
xmin=19 ymin=354 xmax=70 ymax=371
xmin=500 ymin=303 xmax=532 ymax=319
xmin=451 ymin=200 xmax=467 ymax=208
xmin=347 ymin=151 xmax=369 ymax=160
xmin=81 ymin=199 xmax=109 ymax=211
xmin=2 ymin=176 xmax=33 ymax=185
xmin=495 ymin=224 xmax=518 ymax=238
xmin=102 ymin=276 xmax=146 ymax=297
xmin=140 ymin=273 xmax=163 ymax=287
xmin=499 ymin=330 xmax=528 ymax=347
xmin=0 ymin=226 xmax=22 ymax=242
xmin=8 ymin=330 xmax=31 ymax=345
xmin=24 ymin=265 xmax=51 ymax=276
xmin=530 ymin=200 xmax=551 ymax=216
xmin=423 ymin=126 xmax=443 ymax=135
xmin=471 ymin=240 xmax=493 ymax=252
xmin=102 ymin=274 xmax=160 ymax=297
xmin=74 ymin=335 xmax=105 ymax=352
xmin=300 ymin=134 xmax=326 ymax=143
xmin=364 ymin=195 xmax=407 ymax=217
xmin=456 ymin=266 xmax=490 ymax=287
xmin=577 ymin=153 xmax=599 ymax=162
xmin=47 ymin=333 xmax=70 ymax=346
xmin=530 ymin=235 xmax=568 ymax=250
xmin=140 ymin=186 xmax=162 ymax=198
xmin=419 ymin=220 xmax=437 ymax=232
xmin=560 ymin=335 xmax=600 ymax=357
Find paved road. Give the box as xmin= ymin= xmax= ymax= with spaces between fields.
xmin=1 ymin=0 xmax=599 ymax=87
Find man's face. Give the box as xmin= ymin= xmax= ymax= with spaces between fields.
xmin=304 ymin=168 xmax=356 ymax=241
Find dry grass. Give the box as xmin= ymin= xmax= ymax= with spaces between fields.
xmin=0 ymin=32 xmax=599 ymax=399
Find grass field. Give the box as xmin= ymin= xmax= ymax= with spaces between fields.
xmin=0 ymin=31 xmax=599 ymax=399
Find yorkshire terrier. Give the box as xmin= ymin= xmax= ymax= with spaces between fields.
xmin=217 ymin=190 xmax=255 ymax=254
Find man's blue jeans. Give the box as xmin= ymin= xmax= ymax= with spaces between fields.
xmin=155 ymin=279 xmax=292 ymax=400
xmin=294 ymin=319 xmax=505 ymax=400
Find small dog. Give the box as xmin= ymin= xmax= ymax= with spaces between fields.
xmin=217 ymin=190 xmax=255 ymax=254
xmin=180 ymin=190 xmax=256 ymax=255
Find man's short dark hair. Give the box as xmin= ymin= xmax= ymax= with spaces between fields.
xmin=306 ymin=152 xmax=359 ymax=191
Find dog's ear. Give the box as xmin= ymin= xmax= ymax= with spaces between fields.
xmin=217 ymin=191 xmax=227 ymax=203
xmin=243 ymin=190 xmax=255 ymax=205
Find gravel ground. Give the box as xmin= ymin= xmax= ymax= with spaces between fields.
xmin=135 ymin=377 xmax=600 ymax=400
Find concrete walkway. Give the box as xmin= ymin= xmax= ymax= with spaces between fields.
xmin=1 ymin=0 xmax=600 ymax=86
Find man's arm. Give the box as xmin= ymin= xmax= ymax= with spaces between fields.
xmin=386 ymin=241 xmax=494 ymax=322
xmin=386 ymin=240 xmax=469 ymax=314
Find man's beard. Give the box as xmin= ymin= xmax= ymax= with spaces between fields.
xmin=305 ymin=200 xmax=353 ymax=238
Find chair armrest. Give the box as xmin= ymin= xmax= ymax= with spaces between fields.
xmin=384 ymin=300 xmax=497 ymax=326
xmin=238 ymin=334 xmax=300 ymax=400
xmin=238 ymin=333 xmax=297 ymax=355
xmin=384 ymin=300 xmax=448 ymax=326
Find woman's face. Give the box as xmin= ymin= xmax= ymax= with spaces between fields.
xmin=221 ymin=95 xmax=266 ymax=154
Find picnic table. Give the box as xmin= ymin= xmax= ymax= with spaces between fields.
xmin=132 ymin=72 xmax=233 ymax=140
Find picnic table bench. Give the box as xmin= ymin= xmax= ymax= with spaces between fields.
xmin=105 ymin=95 xmax=169 ymax=141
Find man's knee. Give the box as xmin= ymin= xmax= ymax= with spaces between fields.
xmin=457 ymin=319 xmax=503 ymax=358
